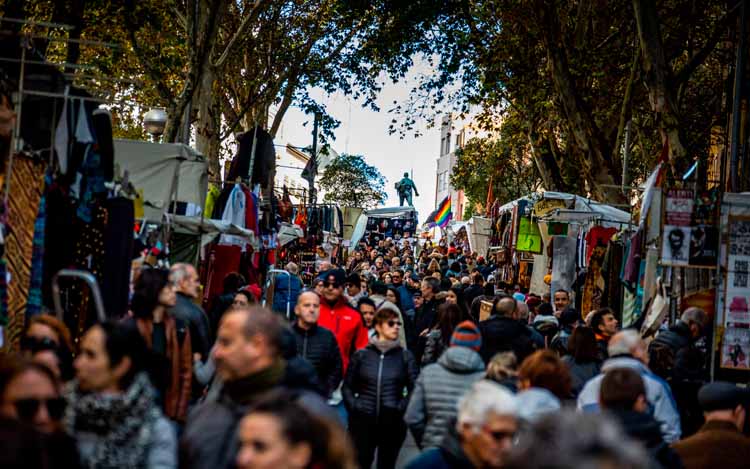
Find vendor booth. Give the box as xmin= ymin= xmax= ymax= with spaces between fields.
xmin=487 ymin=191 xmax=632 ymax=316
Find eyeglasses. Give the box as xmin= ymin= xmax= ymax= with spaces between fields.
xmin=13 ymin=397 xmax=67 ymax=422
xmin=323 ymin=281 xmax=341 ymax=289
xmin=386 ymin=320 xmax=402 ymax=328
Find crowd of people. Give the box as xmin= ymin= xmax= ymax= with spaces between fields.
xmin=1 ymin=238 xmax=750 ymax=469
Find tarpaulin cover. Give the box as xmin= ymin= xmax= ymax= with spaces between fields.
xmin=114 ymin=139 xmax=208 ymax=221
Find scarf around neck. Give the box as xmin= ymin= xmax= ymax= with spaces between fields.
xmin=64 ymin=372 xmax=163 ymax=469
xmin=370 ymin=336 xmax=401 ymax=354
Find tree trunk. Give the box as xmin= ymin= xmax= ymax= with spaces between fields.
xmin=536 ymin=0 xmax=625 ymax=204
xmin=527 ymin=121 xmax=567 ymax=192
xmin=632 ymin=0 xmax=687 ymax=169
xmin=195 ymin=64 xmax=221 ymax=179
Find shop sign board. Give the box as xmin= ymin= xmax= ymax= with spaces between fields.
xmin=533 ymin=198 xmax=569 ymax=218
xmin=516 ymin=217 xmax=543 ymax=254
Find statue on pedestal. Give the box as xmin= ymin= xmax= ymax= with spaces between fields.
xmin=395 ymin=172 xmax=419 ymax=207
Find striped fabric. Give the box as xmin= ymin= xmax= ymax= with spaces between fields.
xmin=5 ymin=155 xmax=46 ymax=351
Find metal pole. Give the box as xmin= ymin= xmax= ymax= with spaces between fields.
xmin=622 ymin=120 xmax=631 ymax=194
xmin=310 ymin=113 xmax=319 ymax=205
xmin=730 ymin=0 xmax=748 ymax=192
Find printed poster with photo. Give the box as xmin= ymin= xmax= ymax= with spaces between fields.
xmin=688 ymin=225 xmax=719 ymax=266
xmin=721 ymin=327 xmax=750 ymax=370
xmin=661 ymin=189 xmax=693 ymax=266
xmin=724 ymin=218 xmax=750 ymax=328
xmin=661 ymin=225 xmax=691 ymax=266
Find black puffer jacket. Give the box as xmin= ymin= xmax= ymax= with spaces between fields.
xmin=478 ymin=315 xmax=536 ymax=364
xmin=343 ymin=339 xmax=419 ymax=420
xmin=292 ymin=323 xmax=342 ymax=397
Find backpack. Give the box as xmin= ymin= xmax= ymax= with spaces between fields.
xmin=647 ymin=339 xmax=676 ymax=382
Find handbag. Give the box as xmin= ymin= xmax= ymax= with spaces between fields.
xmin=640 ymin=277 xmax=669 ymax=338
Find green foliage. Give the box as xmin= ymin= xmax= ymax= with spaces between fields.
xmin=319 ymin=154 xmax=386 ymax=209
xmin=451 ymin=129 xmax=541 ymax=211
xmin=390 ymin=0 xmax=734 ymax=202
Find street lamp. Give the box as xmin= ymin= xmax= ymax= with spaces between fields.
xmin=143 ymin=108 xmax=168 ymax=142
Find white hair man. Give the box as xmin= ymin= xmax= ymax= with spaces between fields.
xmin=406 ymin=380 xmax=519 ymax=468
xmin=577 ymin=329 xmax=681 ymax=443
xmin=170 ymin=263 xmax=212 ymax=360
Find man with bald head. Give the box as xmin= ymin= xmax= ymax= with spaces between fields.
xmin=292 ymin=291 xmax=343 ymax=398
xmin=478 ymin=296 xmax=536 ymax=364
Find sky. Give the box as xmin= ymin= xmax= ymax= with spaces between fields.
xmin=276 ymin=73 xmax=442 ymax=223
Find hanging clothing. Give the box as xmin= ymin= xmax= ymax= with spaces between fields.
xmin=204 ymin=184 xmax=220 ymax=221
xmin=219 ymin=184 xmax=248 ymax=249
xmin=91 ymin=108 xmax=114 ymax=182
xmin=240 ymin=185 xmax=259 ymax=236
xmin=226 ymin=127 xmax=275 ymax=187
xmin=585 ymin=226 xmax=617 ymax=264
xmin=101 ymin=197 xmax=135 ymax=319
xmin=622 ymin=228 xmax=644 ymax=288
xmin=6 ymin=155 xmax=47 ymax=348
xmin=54 ymin=93 xmax=71 ymax=174
xmin=26 ymin=174 xmax=49 ymax=317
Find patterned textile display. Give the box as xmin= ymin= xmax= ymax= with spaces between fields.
xmin=5 ymin=155 xmax=47 ymax=349
xmin=26 ymin=173 xmax=50 ymax=317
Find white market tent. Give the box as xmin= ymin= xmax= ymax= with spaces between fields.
xmin=497 ymin=191 xmax=632 ymax=228
xmin=114 ymin=139 xmax=208 ymax=221
xmin=445 ymin=217 xmax=492 ymax=256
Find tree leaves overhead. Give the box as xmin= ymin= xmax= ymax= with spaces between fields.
xmin=319 ymin=153 xmax=387 ymax=209
xmin=389 ymin=0 xmax=735 ymax=203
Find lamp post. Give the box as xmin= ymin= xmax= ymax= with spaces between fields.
xmin=143 ymin=108 xmax=168 ymax=142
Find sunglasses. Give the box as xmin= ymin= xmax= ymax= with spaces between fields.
xmin=386 ymin=320 xmax=402 ymax=328
xmin=323 ymin=281 xmax=341 ymax=289
xmin=13 ymin=397 xmax=67 ymax=422
xmin=20 ymin=336 xmax=59 ymax=353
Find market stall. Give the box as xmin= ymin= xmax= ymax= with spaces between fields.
xmin=487 ymin=191 xmax=632 ymax=315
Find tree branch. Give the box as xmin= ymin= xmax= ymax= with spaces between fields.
xmin=612 ymin=39 xmax=639 ymax=170
xmin=213 ymin=0 xmax=270 ymax=68
xmin=674 ymin=1 xmax=741 ymax=85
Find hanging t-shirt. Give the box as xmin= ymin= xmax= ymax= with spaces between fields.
xmin=219 ymin=184 xmax=248 ymax=250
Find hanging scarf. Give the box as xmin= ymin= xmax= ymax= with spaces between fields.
xmin=64 ymin=373 xmax=163 ymax=469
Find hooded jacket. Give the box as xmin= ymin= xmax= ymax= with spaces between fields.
xmin=369 ymin=294 xmax=407 ymax=347
xmin=516 ymin=387 xmax=561 ymax=424
xmin=404 ymin=346 xmax=486 ymax=449
xmin=577 ymin=355 xmax=681 ymax=443
xmin=342 ymin=338 xmax=418 ymax=420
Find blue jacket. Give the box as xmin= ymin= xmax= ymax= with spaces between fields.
xmin=577 ymin=355 xmax=681 ymax=443
xmin=272 ymin=275 xmax=302 ymax=314
xmin=397 ymin=284 xmax=416 ymax=312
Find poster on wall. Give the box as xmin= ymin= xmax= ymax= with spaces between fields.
xmin=661 ymin=225 xmax=691 ymax=266
xmin=721 ymin=327 xmax=750 ymax=370
xmin=723 ymin=216 xmax=750 ymax=371
xmin=661 ymin=188 xmax=718 ymax=267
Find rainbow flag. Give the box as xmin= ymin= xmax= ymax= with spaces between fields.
xmin=425 ymin=195 xmax=452 ymax=228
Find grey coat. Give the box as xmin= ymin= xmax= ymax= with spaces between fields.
xmin=404 ymin=346 xmax=486 ymax=449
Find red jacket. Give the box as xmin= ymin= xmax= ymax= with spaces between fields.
xmin=318 ymin=298 xmax=369 ymax=373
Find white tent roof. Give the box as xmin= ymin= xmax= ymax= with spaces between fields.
xmin=495 ymin=191 xmax=631 ymax=228
xmin=114 ymin=139 xmax=208 ymax=221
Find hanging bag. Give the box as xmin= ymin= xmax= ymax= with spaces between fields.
xmin=640 ymin=277 xmax=669 ymax=338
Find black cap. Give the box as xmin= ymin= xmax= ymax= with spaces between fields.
xmin=324 ymin=269 xmax=346 ymax=287
xmin=698 ymin=381 xmax=750 ymax=412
